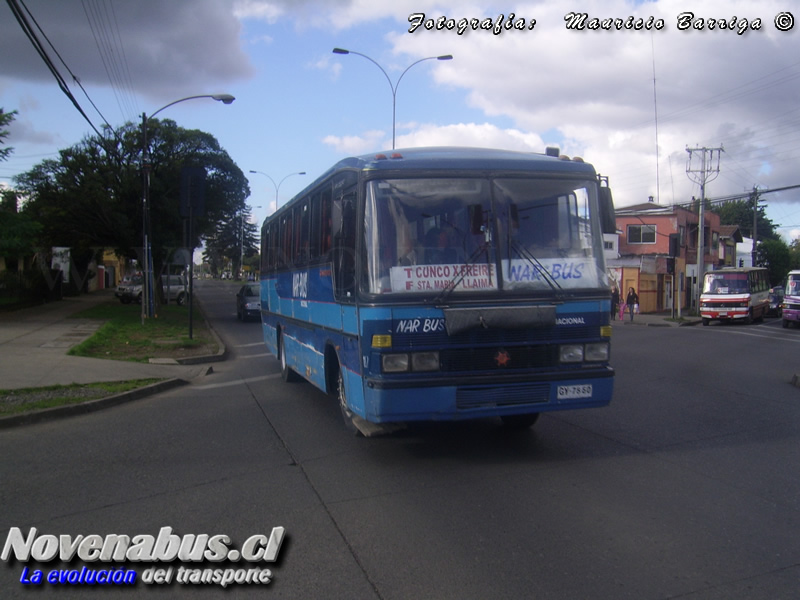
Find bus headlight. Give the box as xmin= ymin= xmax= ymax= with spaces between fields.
xmin=584 ymin=342 xmax=609 ymax=361
xmin=382 ymin=352 xmax=440 ymax=373
xmin=559 ymin=344 xmax=584 ymax=363
xmin=382 ymin=354 xmax=410 ymax=372
xmin=411 ymin=352 xmax=440 ymax=372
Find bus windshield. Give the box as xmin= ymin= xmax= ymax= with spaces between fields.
xmin=362 ymin=177 xmax=607 ymax=296
xmin=786 ymin=273 xmax=800 ymax=297
xmin=703 ymin=273 xmax=749 ymax=294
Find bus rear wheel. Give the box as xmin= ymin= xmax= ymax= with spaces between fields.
xmin=279 ymin=334 xmax=300 ymax=382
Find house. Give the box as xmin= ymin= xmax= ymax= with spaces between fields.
xmin=718 ymin=225 xmax=744 ymax=268
xmin=607 ymin=202 xmax=725 ymax=313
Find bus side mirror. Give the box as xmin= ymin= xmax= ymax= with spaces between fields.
xmin=598 ymin=187 xmax=616 ymax=235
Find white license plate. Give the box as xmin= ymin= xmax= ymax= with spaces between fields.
xmin=557 ymin=384 xmax=593 ymax=399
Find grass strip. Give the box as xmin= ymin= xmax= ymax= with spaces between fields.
xmin=67 ymin=300 xmax=216 ymax=362
xmin=0 ymin=379 xmax=164 ymax=416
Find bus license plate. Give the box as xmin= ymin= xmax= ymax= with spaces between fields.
xmin=558 ymin=384 xmax=592 ymax=399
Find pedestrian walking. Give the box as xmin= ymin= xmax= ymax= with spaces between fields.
xmin=611 ymin=287 xmax=619 ymax=320
xmin=626 ymin=287 xmax=639 ymax=322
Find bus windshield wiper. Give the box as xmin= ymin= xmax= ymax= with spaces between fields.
xmin=508 ymin=238 xmax=562 ymax=293
xmin=430 ymin=226 xmax=495 ymax=305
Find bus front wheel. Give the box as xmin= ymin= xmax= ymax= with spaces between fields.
xmin=337 ymin=368 xmax=360 ymax=436
xmin=279 ymin=334 xmax=300 ymax=382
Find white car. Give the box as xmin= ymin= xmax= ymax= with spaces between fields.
xmin=115 ymin=275 xmax=188 ymax=305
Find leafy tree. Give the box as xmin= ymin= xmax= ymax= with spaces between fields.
xmin=14 ymin=119 xmax=250 ymax=286
xmin=0 ymin=108 xmax=17 ymax=162
xmin=0 ymin=111 xmax=41 ymax=271
xmin=203 ymin=207 xmax=258 ymax=278
xmin=0 ymin=190 xmax=41 ymax=269
xmin=712 ymin=193 xmax=779 ymax=241
xmin=756 ymin=237 xmax=791 ymax=286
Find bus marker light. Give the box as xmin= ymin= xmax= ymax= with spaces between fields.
xmin=372 ymin=335 xmax=392 ymax=348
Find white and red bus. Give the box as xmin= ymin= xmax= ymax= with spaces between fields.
xmin=699 ymin=267 xmax=770 ymax=326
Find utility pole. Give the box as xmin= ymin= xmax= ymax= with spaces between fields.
xmin=686 ymin=145 xmax=723 ymax=312
xmin=750 ymin=186 xmax=761 ymax=267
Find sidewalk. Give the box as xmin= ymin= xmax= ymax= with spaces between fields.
xmin=610 ymin=310 xmax=702 ymax=328
xmin=0 ymin=290 xmax=215 ymax=390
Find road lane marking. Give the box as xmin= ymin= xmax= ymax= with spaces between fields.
xmin=193 ymin=373 xmax=282 ymax=390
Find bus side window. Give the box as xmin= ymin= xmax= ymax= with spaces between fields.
xmin=333 ymin=191 xmax=357 ymax=300
xmin=310 ymin=192 xmax=321 ymax=262
xmin=320 ymin=186 xmax=333 ymax=258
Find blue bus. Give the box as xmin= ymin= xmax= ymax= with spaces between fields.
xmin=260 ymin=147 xmax=616 ymax=435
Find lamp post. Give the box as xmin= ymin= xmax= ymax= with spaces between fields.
xmin=140 ymin=94 xmax=235 ymax=323
xmin=332 ymin=48 xmax=452 ymax=149
xmin=248 ymin=170 xmax=306 ymax=210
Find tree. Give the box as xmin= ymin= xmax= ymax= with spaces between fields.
xmin=0 ymin=111 xmax=41 ymax=270
xmin=757 ymin=237 xmax=791 ymax=286
xmin=0 ymin=108 xmax=17 ymax=162
xmin=203 ymin=207 xmax=258 ymax=278
xmin=14 ymin=119 xmax=250 ymax=287
xmin=712 ymin=194 xmax=779 ymax=241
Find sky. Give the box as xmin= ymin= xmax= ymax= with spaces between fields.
xmin=1 ymin=0 xmax=799 ymax=241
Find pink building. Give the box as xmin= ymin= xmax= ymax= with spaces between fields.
xmin=607 ymin=202 xmax=739 ymax=313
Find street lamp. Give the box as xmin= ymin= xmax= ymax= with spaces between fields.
xmin=140 ymin=94 xmax=235 ymax=323
xmin=332 ymin=48 xmax=452 ymax=149
xmin=248 ymin=170 xmax=306 ymax=210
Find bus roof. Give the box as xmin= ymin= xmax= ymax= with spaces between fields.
xmin=331 ymin=146 xmax=598 ymax=175
xmin=265 ymin=147 xmax=602 ymax=223
xmin=704 ymin=266 xmax=767 ymax=275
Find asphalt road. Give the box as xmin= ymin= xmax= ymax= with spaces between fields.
xmin=1 ymin=279 xmax=799 ymax=599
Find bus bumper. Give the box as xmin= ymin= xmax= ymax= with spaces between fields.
xmin=700 ymin=308 xmax=748 ymax=321
xmin=782 ymin=308 xmax=800 ymax=325
xmin=360 ymin=368 xmax=614 ymax=423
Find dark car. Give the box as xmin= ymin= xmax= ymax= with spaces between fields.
xmin=236 ymin=284 xmax=261 ymax=321
xmin=767 ymin=286 xmax=784 ymax=317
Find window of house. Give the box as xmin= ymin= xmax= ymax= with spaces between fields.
xmin=627 ymin=224 xmax=656 ymax=244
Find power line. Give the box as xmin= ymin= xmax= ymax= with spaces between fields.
xmin=6 ymin=0 xmax=105 ymax=137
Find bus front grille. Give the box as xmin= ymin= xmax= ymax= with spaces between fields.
xmin=440 ymin=345 xmax=558 ymax=371
xmin=457 ymin=383 xmax=550 ymax=408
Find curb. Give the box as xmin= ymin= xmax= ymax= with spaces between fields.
xmin=0 ymin=377 xmax=192 ymax=430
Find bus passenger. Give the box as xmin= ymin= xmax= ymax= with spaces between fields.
xmin=424 ymin=227 xmax=456 ymax=264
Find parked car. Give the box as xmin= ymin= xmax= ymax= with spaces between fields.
xmin=236 ymin=284 xmax=261 ymax=321
xmin=767 ymin=286 xmax=784 ymax=317
xmin=115 ymin=276 xmax=143 ymax=304
xmin=162 ymin=275 xmax=188 ymax=306
xmin=115 ymin=275 xmax=188 ymax=305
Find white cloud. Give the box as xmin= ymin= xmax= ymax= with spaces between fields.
xmin=322 ymin=130 xmax=386 ymax=154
